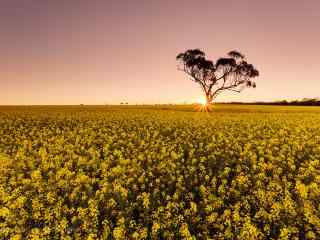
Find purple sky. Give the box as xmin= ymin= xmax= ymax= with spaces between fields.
xmin=1 ymin=0 xmax=320 ymax=104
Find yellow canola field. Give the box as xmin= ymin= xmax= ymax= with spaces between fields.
xmin=0 ymin=105 xmax=320 ymax=239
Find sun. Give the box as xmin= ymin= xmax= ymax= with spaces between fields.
xmin=194 ymin=96 xmax=213 ymax=112
xmin=197 ymin=96 xmax=207 ymax=106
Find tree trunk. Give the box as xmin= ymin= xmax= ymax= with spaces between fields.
xmin=200 ymin=94 xmax=213 ymax=112
xmin=206 ymin=93 xmax=213 ymax=105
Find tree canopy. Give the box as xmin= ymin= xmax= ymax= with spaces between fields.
xmin=177 ymin=49 xmax=259 ymax=105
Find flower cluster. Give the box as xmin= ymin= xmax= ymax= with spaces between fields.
xmin=0 ymin=105 xmax=320 ymax=239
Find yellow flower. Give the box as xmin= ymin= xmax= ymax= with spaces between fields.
xmin=279 ymin=228 xmax=290 ymax=240
xmin=10 ymin=234 xmax=22 ymax=240
xmin=0 ymin=207 xmax=10 ymax=218
xmin=152 ymin=222 xmax=160 ymax=235
xmin=113 ymin=227 xmax=125 ymax=240
xmin=179 ymin=223 xmax=193 ymax=240
xmin=190 ymin=202 xmax=197 ymax=213
xmin=141 ymin=192 xmax=150 ymax=209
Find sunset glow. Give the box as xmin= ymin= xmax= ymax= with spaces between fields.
xmin=197 ymin=96 xmax=207 ymax=106
xmin=0 ymin=1 xmax=320 ymax=105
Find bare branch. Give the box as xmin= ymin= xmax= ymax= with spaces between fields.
xmin=226 ymin=89 xmax=241 ymax=93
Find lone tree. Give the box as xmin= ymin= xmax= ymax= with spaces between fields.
xmin=176 ymin=49 xmax=259 ymax=109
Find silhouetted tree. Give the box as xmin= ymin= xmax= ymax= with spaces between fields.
xmin=176 ymin=49 xmax=259 ymax=107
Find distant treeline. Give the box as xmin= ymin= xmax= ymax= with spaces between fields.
xmin=223 ymin=98 xmax=320 ymax=106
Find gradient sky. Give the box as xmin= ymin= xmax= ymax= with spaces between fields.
xmin=1 ymin=0 xmax=320 ymax=104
